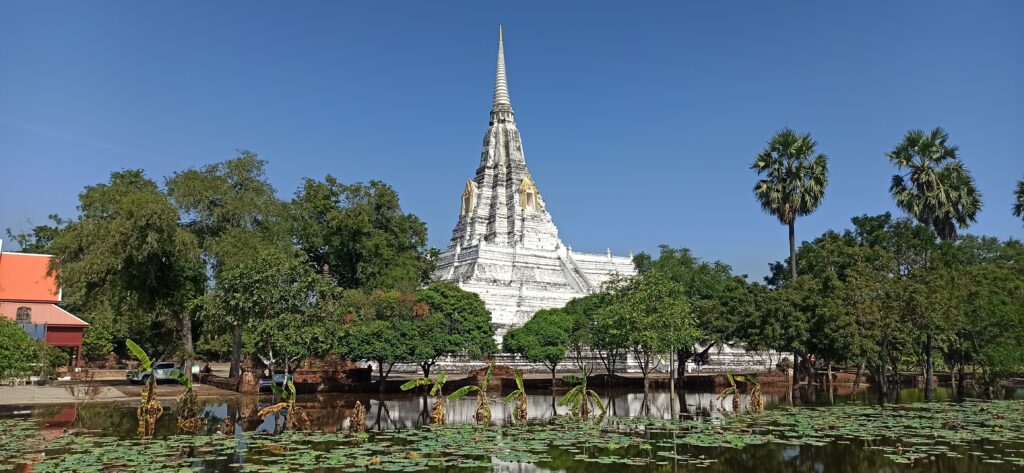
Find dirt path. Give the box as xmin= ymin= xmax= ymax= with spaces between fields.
xmin=0 ymin=385 xmax=128 ymax=405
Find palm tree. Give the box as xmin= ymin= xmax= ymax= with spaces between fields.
xmin=887 ymin=127 xmax=981 ymax=241
xmin=1013 ymin=176 xmax=1024 ymax=224
xmin=751 ymin=128 xmax=830 ymax=279
xmin=886 ymin=127 xmax=981 ymax=402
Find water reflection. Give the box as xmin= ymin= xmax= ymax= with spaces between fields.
xmin=2 ymin=385 xmax=1021 ymax=438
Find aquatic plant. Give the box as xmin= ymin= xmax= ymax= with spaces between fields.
xmin=475 ymin=360 xmax=495 ymax=424
xmin=503 ymin=368 xmax=528 ymax=423
xmin=717 ymin=372 xmax=759 ymax=412
xmin=401 ymin=373 xmax=449 ymax=424
xmin=2 ymin=400 xmax=1024 ymax=471
xmin=746 ymin=376 xmax=764 ymax=412
xmin=350 ymin=400 xmax=366 ymax=433
xmin=441 ymin=361 xmax=498 ymax=426
xmin=558 ymin=365 xmax=606 ymax=418
xmin=125 ymin=339 xmax=163 ymax=436
xmin=258 ymin=378 xmax=306 ymax=430
xmin=169 ymin=368 xmax=203 ymax=432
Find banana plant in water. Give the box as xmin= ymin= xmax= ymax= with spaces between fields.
xmin=717 ymin=373 xmax=762 ymax=412
xmin=444 ymin=360 xmax=497 ymax=425
xmin=169 ymin=368 xmax=203 ymax=432
xmin=401 ymin=373 xmax=449 ymax=425
xmin=475 ymin=360 xmax=495 ymax=424
xmin=126 ymin=339 xmax=163 ymax=436
xmin=558 ymin=365 xmax=606 ymax=418
xmin=503 ymin=369 xmax=528 ymax=424
xmin=258 ymin=378 xmax=305 ymax=431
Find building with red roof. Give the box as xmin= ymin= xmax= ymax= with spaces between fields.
xmin=0 ymin=242 xmax=88 ymax=367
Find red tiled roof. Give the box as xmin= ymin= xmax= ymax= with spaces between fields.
xmin=0 ymin=302 xmax=88 ymax=327
xmin=0 ymin=252 xmax=60 ymax=303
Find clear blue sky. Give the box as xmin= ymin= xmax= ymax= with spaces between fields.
xmin=2 ymin=1 xmax=1022 ymax=280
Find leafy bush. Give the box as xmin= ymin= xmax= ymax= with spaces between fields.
xmin=0 ymin=319 xmax=40 ymax=380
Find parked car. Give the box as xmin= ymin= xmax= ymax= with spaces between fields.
xmin=126 ymin=362 xmax=178 ymax=385
xmin=258 ymin=373 xmax=294 ymax=391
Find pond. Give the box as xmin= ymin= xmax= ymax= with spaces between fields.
xmin=2 ymin=386 xmax=1023 ymax=472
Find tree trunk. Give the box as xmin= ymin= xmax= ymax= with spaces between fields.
xmin=792 ymin=352 xmax=800 ymax=387
xmin=550 ymin=365 xmax=557 ymax=390
xmin=853 ymin=362 xmax=864 ymax=392
xmin=826 ymin=360 xmax=832 ymax=387
xmin=877 ymin=363 xmax=889 ymax=397
xmin=421 ymin=363 xmax=431 ymax=379
xmin=179 ymin=312 xmax=194 ymax=381
xmin=669 ymin=347 xmax=676 ymax=419
xmin=788 ymin=219 xmax=797 ymax=279
xmin=229 ymin=324 xmax=242 ymax=379
xmin=924 ymin=335 xmax=934 ymax=401
xmin=956 ymin=362 xmax=966 ymax=399
xmin=378 ymin=362 xmax=387 ymax=393
xmin=809 ymin=356 xmax=819 ymax=386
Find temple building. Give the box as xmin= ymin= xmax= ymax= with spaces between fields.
xmin=432 ymin=28 xmax=636 ymax=339
xmin=0 ymin=243 xmax=89 ymax=368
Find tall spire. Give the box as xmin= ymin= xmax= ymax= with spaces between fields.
xmin=491 ymin=26 xmax=514 ymax=123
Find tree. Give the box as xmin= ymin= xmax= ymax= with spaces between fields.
xmin=602 ymin=272 xmax=694 ymax=397
xmin=1014 ymin=176 xmax=1024 ymax=225
xmin=291 ymin=176 xmax=432 ymax=290
xmin=954 ymin=263 xmax=1024 ymax=394
xmin=938 ymin=237 xmax=1024 ymax=396
xmin=48 ymin=170 xmax=205 ymax=374
xmin=503 ymin=309 xmax=571 ymax=387
xmin=0 ymin=319 xmax=41 ymax=380
xmin=635 ymin=246 xmax=752 ymax=381
xmin=342 ymin=290 xmax=421 ymax=392
xmin=751 ymin=129 xmax=830 ymax=279
xmin=5 ymin=214 xmax=67 ymax=253
xmin=560 ymin=294 xmax=604 ymax=371
xmin=166 ymin=151 xmax=289 ymax=378
xmin=888 ymin=127 xmax=981 ymax=241
xmin=883 ymin=119 xmax=977 ymax=401
xmin=205 ymin=249 xmax=336 ymax=379
xmin=412 ymin=282 xmax=496 ymax=377
xmin=80 ymin=324 xmax=115 ymax=361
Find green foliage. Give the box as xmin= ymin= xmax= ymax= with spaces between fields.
xmin=291 ymin=176 xmax=431 ymax=290
xmin=557 ymin=366 xmax=605 ymax=417
xmin=634 ymin=245 xmax=753 ymax=364
xmin=887 ymin=127 xmax=981 ymax=241
xmin=37 ymin=344 xmax=69 ymax=380
xmin=503 ymin=369 xmax=528 ymax=423
xmin=751 ymin=129 xmax=830 ymax=226
xmin=503 ymin=308 xmax=571 ymax=371
xmin=0 ymin=319 xmax=41 ymax=380
xmin=166 ymin=151 xmax=289 ymax=269
xmin=414 ymin=282 xmax=496 ymax=360
xmin=342 ymin=290 xmax=424 ymax=378
xmin=125 ymin=339 xmax=152 ymax=372
xmin=1014 ymin=176 xmax=1024 ymax=224
xmin=168 ymin=369 xmax=192 ymax=388
xmin=399 ymin=373 xmax=449 ymax=397
xmin=81 ymin=324 xmax=115 ymax=361
xmin=447 ymin=385 xmax=479 ymax=401
xmin=204 ymin=248 xmax=337 ymax=370
xmin=600 ymin=272 xmax=694 ymax=382
xmin=270 ymin=379 xmax=298 ymax=403
xmin=751 ymin=128 xmax=830 ymax=278
xmin=48 ymin=170 xmax=205 ymax=355
xmin=4 ymin=214 xmax=67 ymax=253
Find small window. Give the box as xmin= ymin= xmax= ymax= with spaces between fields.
xmin=15 ymin=307 xmax=31 ymax=323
